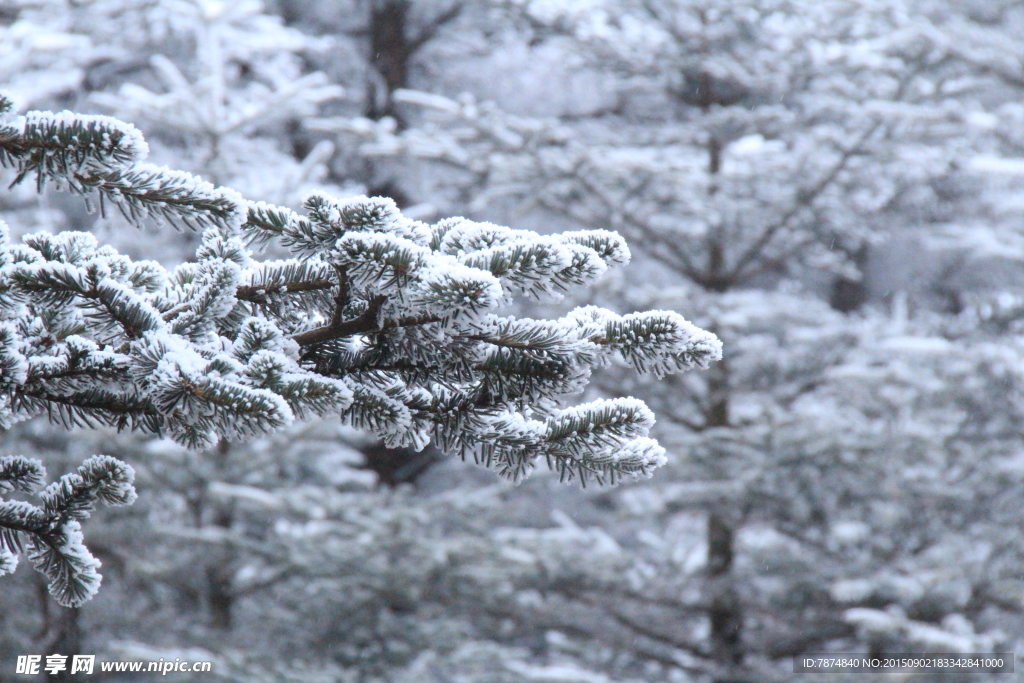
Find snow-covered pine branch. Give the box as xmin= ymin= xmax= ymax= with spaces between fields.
xmin=0 ymin=95 xmax=721 ymax=488
xmin=0 ymin=454 xmax=136 ymax=607
xmin=0 ymin=106 xmax=242 ymax=231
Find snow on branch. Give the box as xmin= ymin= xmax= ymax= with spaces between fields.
xmin=0 ymin=99 xmax=721 ymax=485
xmin=0 ymin=93 xmax=244 ymax=233
xmin=0 ymin=454 xmax=137 ymax=607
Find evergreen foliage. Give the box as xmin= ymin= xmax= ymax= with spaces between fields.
xmin=8 ymin=2 xmax=1024 ymax=680
xmin=0 ymin=454 xmax=136 ymax=607
xmin=0 ymin=92 xmax=719 ymax=603
xmin=317 ymin=1 xmax=1024 ymax=678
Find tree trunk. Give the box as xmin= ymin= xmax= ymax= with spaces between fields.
xmin=207 ymin=560 xmax=234 ymax=630
xmin=367 ymin=0 xmax=411 ymax=121
xmin=43 ymin=605 xmax=82 ymax=683
xmin=207 ymin=440 xmax=235 ymax=630
xmin=703 ymin=360 xmax=745 ymax=682
xmin=708 ymin=512 xmax=743 ymax=680
xmin=206 ymin=496 xmax=235 ymax=629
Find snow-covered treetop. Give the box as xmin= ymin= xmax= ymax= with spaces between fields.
xmin=0 ymin=94 xmax=721 ymax=485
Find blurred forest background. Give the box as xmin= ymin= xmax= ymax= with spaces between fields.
xmin=3 ymin=0 xmax=1024 ymax=681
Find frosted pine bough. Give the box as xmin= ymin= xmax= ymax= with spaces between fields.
xmin=0 ymin=454 xmax=136 ymax=607
xmin=0 ymin=95 xmax=721 ymax=605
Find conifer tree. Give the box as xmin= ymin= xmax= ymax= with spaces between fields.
xmin=8 ymin=3 xmax=1023 ymax=680
xmin=324 ymin=1 xmax=1024 ymax=679
xmin=0 ymin=93 xmax=720 ymax=607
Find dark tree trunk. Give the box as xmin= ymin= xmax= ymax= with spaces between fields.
xmin=367 ymin=0 xmax=412 ymax=121
xmin=207 ymin=440 xmax=235 ymax=630
xmin=206 ymin=561 xmax=234 ymax=630
xmin=708 ymin=136 xmax=722 ymax=175
xmin=364 ymin=1 xmax=463 ymax=122
xmin=703 ymin=361 xmax=745 ymax=682
xmin=359 ymin=0 xmax=462 ymax=201
xmin=42 ymin=605 xmax=82 ymax=683
xmin=708 ymin=512 xmax=742 ymax=675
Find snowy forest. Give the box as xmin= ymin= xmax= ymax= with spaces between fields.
xmin=2 ymin=0 xmax=1024 ymax=681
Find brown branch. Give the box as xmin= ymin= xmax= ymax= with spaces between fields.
xmin=330 ymin=266 xmax=350 ymax=326
xmin=16 ymin=387 xmax=159 ymax=417
xmin=290 ymin=296 xmax=432 ymax=347
xmin=236 ymin=279 xmax=336 ymax=304
xmin=162 ymin=277 xmax=338 ymax=322
xmin=161 ymin=302 xmax=190 ymax=322
xmin=25 ymin=365 xmax=119 ymax=384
